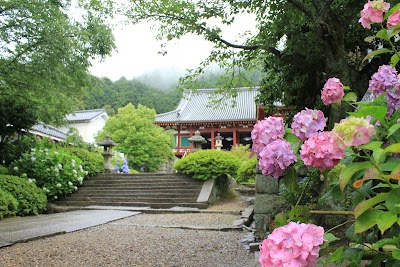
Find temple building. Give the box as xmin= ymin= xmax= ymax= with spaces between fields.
xmin=155 ymin=87 xmax=284 ymax=157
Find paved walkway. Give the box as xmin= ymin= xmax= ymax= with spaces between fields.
xmin=0 ymin=210 xmax=139 ymax=248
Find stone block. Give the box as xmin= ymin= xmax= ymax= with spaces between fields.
xmin=255 ymin=174 xmax=279 ymax=194
xmin=254 ymin=213 xmax=271 ymax=240
xmin=254 ymin=194 xmax=284 ymax=214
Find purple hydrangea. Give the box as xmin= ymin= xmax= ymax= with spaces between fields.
xmin=258 ymin=139 xmax=297 ymax=179
xmin=321 ymin=78 xmax=345 ymax=106
xmin=387 ymin=86 xmax=400 ymax=116
xmin=291 ymin=108 xmax=326 ymax=140
xmin=251 ymin=117 xmax=285 ymax=154
xmin=368 ymin=65 xmax=398 ymax=96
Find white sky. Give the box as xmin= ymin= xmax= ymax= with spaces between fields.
xmin=89 ymin=14 xmax=257 ymax=81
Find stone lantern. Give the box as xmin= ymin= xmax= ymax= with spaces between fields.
xmin=215 ymin=133 xmax=223 ymax=151
xmin=188 ymin=130 xmax=206 ymax=152
xmin=97 ymin=136 xmax=118 ymax=173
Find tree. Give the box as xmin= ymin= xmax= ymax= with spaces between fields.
xmin=0 ymin=0 xmax=115 ymax=128
xmin=96 ymin=103 xmax=174 ymax=172
xmin=124 ymin=0 xmax=395 ymax=121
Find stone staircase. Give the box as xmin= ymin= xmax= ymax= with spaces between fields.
xmin=54 ymin=173 xmax=208 ymax=209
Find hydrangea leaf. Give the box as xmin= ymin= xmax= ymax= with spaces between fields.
xmin=391 ymin=54 xmax=400 ymax=66
xmin=343 ymin=92 xmax=358 ymax=102
xmin=359 ymin=141 xmax=383 ymax=151
xmin=387 ymin=123 xmax=400 ymax=138
xmin=385 ymin=188 xmax=400 ymax=213
xmin=377 ymin=211 xmax=398 ymax=234
xmin=355 ymin=209 xmax=384 ymax=234
xmin=339 ymin=161 xmax=374 ymax=191
xmin=392 ymin=250 xmax=400 ymax=260
xmin=320 ymin=233 xmax=340 ymax=250
xmin=362 ymin=48 xmax=392 ymax=64
xmin=381 ymin=144 xmax=400 ymax=162
xmin=376 ymin=29 xmax=389 ymax=41
xmin=354 ymin=192 xmax=388 ymax=218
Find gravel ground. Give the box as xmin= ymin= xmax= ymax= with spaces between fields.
xmin=0 ymin=210 xmax=254 ymax=267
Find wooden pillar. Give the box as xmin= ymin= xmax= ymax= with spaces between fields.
xmin=211 ymin=130 xmax=215 ymax=149
xmin=233 ymin=129 xmax=237 ymax=148
xmin=189 ymin=127 xmax=194 ymax=151
xmin=177 ymin=124 xmax=181 ymax=153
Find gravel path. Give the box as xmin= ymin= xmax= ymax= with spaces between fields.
xmin=0 ymin=212 xmax=254 ymax=267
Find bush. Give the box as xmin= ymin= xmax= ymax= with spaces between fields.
xmin=229 ymin=144 xmax=252 ymax=162
xmin=0 ymin=175 xmax=47 ymax=216
xmin=174 ymin=150 xmax=242 ymax=180
xmin=11 ymin=146 xmax=88 ymax=199
xmin=66 ymin=147 xmax=104 ymax=176
xmin=0 ymin=188 xmax=19 ymax=219
xmin=236 ymin=156 xmax=257 ymax=183
xmin=0 ymin=165 xmax=8 ymax=175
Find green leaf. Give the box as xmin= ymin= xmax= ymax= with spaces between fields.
xmin=351 ymin=106 xmax=388 ymax=123
xmin=354 ymin=193 xmax=388 ymax=218
xmin=362 ymin=48 xmax=392 ymax=64
xmin=377 ymin=211 xmax=398 ymax=234
xmin=391 ymin=54 xmax=400 ymax=67
xmin=343 ymin=92 xmax=358 ymax=102
xmin=283 ymin=166 xmax=299 ymax=192
xmin=359 ymin=141 xmax=383 ymax=151
xmin=385 ymin=188 xmax=400 ymax=213
xmin=380 ymin=144 xmax=400 ymax=162
xmin=323 ymin=247 xmax=344 ymax=265
xmin=274 ymin=212 xmax=289 ymax=227
xmin=379 ymin=157 xmax=400 ymax=172
xmin=364 ymin=36 xmax=375 ymax=43
xmin=320 ymin=233 xmax=340 ymax=250
xmin=372 ymin=237 xmax=398 ymax=249
xmin=376 ymin=29 xmax=389 ymax=40
xmin=392 ymin=249 xmax=400 ymax=260
xmin=340 ymin=162 xmax=374 ymax=191
xmin=288 ymin=205 xmax=310 ymax=223
xmin=355 ymin=209 xmax=384 ymax=234
xmin=388 ymin=123 xmax=400 ymax=138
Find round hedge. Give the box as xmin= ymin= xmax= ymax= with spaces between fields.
xmin=173 ymin=149 xmax=242 ymax=180
xmin=236 ymin=156 xmax=257 ymax=183
xmin=0 ymin=188 xmax=19 ymax=219
xmin=0 ymin=175 xmax=47 ymax=216
xmin=66 ymin=147 xmax=104 ymax=176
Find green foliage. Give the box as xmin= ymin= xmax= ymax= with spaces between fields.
xmin=96 ymin=103 xmax=174 ymax=172
xmin=0 ymin=134 xmax=39 ymax=165
xmin=236 ymin=156 xmax=257 ymax=183
xmin=0 ymin=175 xmax=47 ymax=216
xmin=0 ymin=165 xmax=9 ymax=175
xmin=229 ymin=144 xmax=252 ymax=162
xmin=0 ymin=0 xmax=116 ymax=126
xmin=0 ymin=188 xmax=19 ymax=219
xmin=173 ymin=149 xmax=241 ymax=181
xmin=11 ymin=145 xmax=88 ymax=199
xmin=65 ymin=147 xmax=104 ymax=176
xmin=83 ymin=77 xmax=181 ymax=114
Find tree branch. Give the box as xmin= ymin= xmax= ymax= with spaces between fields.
xmin=286 ymin=0 xmax=316 ymax=20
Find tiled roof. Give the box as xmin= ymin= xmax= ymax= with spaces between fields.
xmin=156 ymin=87 xmax=259 ymax=124
xmin=66 ymin=109 xmax=107 ymax=123
xmin=30 ymin=122 xmax=67 ymax=141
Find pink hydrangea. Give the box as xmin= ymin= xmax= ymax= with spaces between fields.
xmin=300 ymin=131 xmax=345 ymax=171
xmin=258 ymin=139 xmax=297 ymax=179
xmin=387 ymin=85 xmax=400 ymax=116
xmin=321 ymin=78 xmax=345 ymax=106
xmin=291 ymin=108 xmax=326 ymax=140
xmin=359 ymin=0 xmax=391 ymax=29
xmin=387 ymin=9 xmax=400 ymax=28
xmin=368 ymin=65 xmax=398 ymax=96
xmin=251 ymin=117 xmax=285 ymax=154
xmin=259 ymin=222 xmax=325 ymax=267
xmin=333 ymin=117 xmax=377 ymax=146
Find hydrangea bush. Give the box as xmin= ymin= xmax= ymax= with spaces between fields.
xmin=254 ymin=2 xmax=400 ymax=266
xmin=11 ymin=146 xmax=88 ymax=199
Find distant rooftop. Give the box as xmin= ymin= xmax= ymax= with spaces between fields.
xmin=66 ymin=109 xmax=108 ymax=123
xmin=156 ymin=87 xmax=259 ymax=124
xmin=30 ymin=122 xmax=67 ymax=141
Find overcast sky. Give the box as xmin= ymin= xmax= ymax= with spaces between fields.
xmin=89 ymin=14 xmax=257 ymax=81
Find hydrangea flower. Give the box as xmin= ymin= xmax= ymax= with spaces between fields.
xmin=259 ymin=222 xmax=325 ymax=267
xmin=251 ymin=117 xmax=285 ymax=154
xmin=387 ymin=84 xmax=400 ymax=116
xmin=321 ymin=78 xmax=345 ymax=106
xmin=387 ymin=9 xmax=400 ymax=28
xmin=359 ymin=0 xmax=391 ymax=29
xmin=368 ymin=65 xmax=398 ymax=96
xmin=291 ymin=108 xmax=326 ymax=140
xmin=300 ymin=131 xmax=345 ymax=171
xmin=332 ymin=117 xmax=376 ymax=146
xmin=258 ymin=139 xmax=297 ymax=179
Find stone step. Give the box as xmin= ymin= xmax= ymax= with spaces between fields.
xmin=54 ymin=200 xmax=208 ymax=209
xmin=82 ymin=180 xmax=202 ymax=186
xmin=78 ymin=185 xmax=202 ymax=190
xmin=60 ymin=196 xmax=198 ymax=203
xmin=70 ymin=191 xmax=199 ymax=197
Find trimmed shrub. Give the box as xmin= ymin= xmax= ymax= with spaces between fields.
xmin=237 ymin=156 xmax=257 ymax=183
xmin=0 ymin=165 xmax=8 ymax=175
xmin=11 ymin=147 xmax=88 ymax=199
xmin=0 ymin=175 xmax=47 ymax=216
xmin=174 ymin=150 xmax=242 ymax=180
xmin=0 ymin=188 xmax=19 ymax=219
xmin=66 ymin=147 xmax=104 ymax=176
